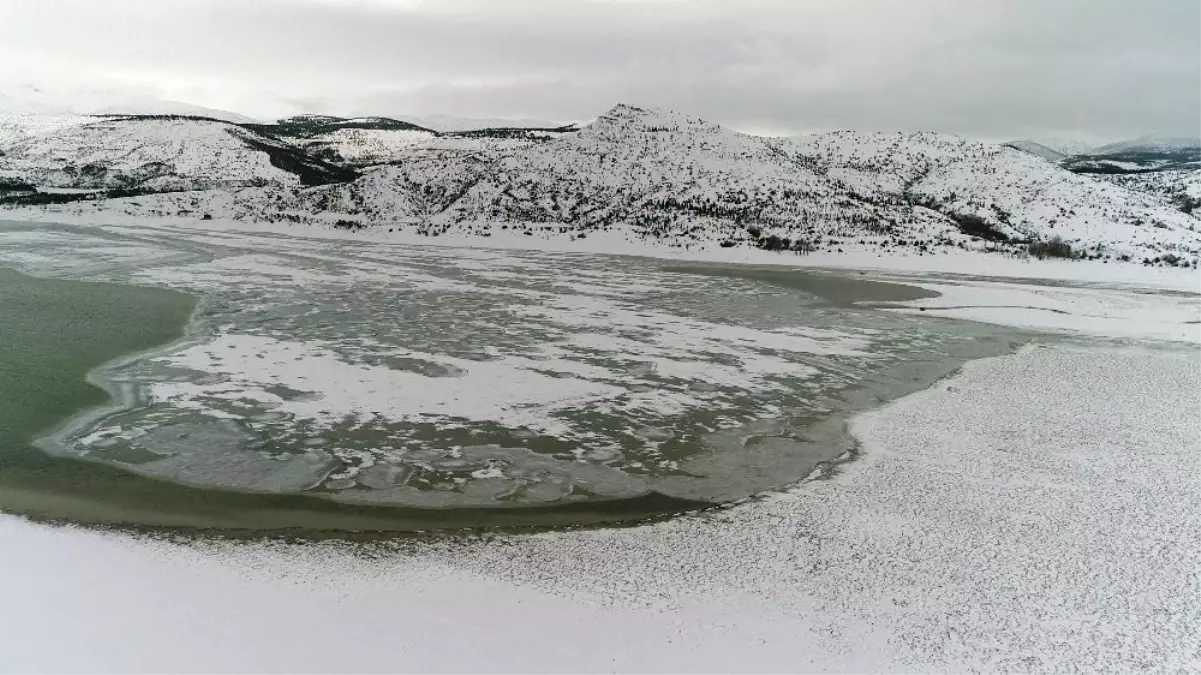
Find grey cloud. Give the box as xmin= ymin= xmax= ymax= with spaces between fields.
xmin=0 ymin=0 xmax=1196 ymax=139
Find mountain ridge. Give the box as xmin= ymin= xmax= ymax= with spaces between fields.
xmin=2 ymin=103 xmax=1198 ymax=267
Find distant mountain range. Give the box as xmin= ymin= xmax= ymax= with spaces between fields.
xmin=1093 ymin=135 xmax=1201 ymax=155
xmin=0 ymin=84 xmax=259 ymax=124
xmin=1 ymin=103 xmax=1197 ymax=267
xmin=1001 ymin=134 xmax=1200 ymax=223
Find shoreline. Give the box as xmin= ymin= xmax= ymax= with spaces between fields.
xmin=5 ymin=209 xmax=1200 ymax=292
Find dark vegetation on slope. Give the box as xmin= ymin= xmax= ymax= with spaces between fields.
xmin=1027 ymin=235 xmax=1077 ymax=259
xmin=232 ymin=132 xmax=360 ymax=186
xmin=0 ymin=186 xmax=185 ymax=206
xmin=93 ymin=113 xmax=240 ymax=125
xmin=87 ymin=114 xmax=362 ymax=186
xmin=0 ymin=178 xmax=36 ymax=193
xmin=943 ymin=212 xmax=1011 ymax=242
xmin=244 ymin=115 xmax=435 ymax=139
xmin=441 ymin=125 xmax=580 ymax=140
xmin=248 ymin=114 xmax=578 ymax=144
xmin=1062 ymin=148 xmax=1201 ymax=175
xmin=741 ymin=225 xmax=816 ymax=253
xmin=1073 ymin=165 xmax=1160 ymax=176
xmin=909 ymin=196 xmax=1014 ymax=243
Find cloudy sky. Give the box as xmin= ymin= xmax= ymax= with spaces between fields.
xmin=0 ymin=0 xmax=1197 ymax=140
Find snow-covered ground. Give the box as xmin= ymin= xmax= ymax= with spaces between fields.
xmin=1 ymin=217 xmax=1199 ymax=672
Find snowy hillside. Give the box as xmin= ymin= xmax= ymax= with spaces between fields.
xmin=990 ymin=135 xmax=1201 ymax=219
xmin=776 ymin=130 xmax=1201 ymax=260
xmin=284 ymin=106 xmax=967 ymax=250
xmin=0 ymin=112 xmax=93 ymax=148
xmin=293 ymin=127 xmax=437 ymax=164
xmin=1022 ymin=138 xmax=1098 ymax=157
xmin=909 ymin=145 xmax=1200 ymax=257
xmin=3 ymin=104 xmax=1199 ymax=266
xmin=1097 ymin=169 xmax=1201 ymax=216
xmin=0 ymin=116 xmax=303 ymax=191
xmin=0 ymin=84 xmax=254 ymax=123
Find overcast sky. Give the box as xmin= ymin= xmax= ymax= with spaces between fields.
xmin=1 ymin=0 xmax=1197 ymax=140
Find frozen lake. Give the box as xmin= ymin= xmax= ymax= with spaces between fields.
xmin=1 ymin=220 xmax=1029 ymax=531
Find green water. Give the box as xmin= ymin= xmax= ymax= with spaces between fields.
xmin=0 ymin=268 xmax=194 ymax=447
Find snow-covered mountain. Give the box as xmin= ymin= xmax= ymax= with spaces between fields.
xmin=3 ymin=104 xmax=1199 ymax=266
xmin=0 ymin=116 xmax=307 ymax=191
xmin=1007 ymin=133 xmax=1201 ymax=175
xmin=1008 ymin=137 xmax=1100 ymax=157
xmin=1002 ymin=140 xmax=1067 ymax=163
xmin=0 ymin=83 xmax=255 ymax=124
xmin=1005 ymin=134 xmax=1200 ymax=218
xmin=90 ymin=101 xmax=258 ymax=124
xmin=1092 ymin=135 xmax=1201 ymax=155
xmin=772 ymin=129 xmax=1199 ymax=261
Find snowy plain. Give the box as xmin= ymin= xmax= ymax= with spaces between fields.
xmin=0 ymin=217 xmax=1199 ymax=673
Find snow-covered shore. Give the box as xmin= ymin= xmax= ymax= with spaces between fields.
xmin=7 ymin=209 xmax=1201 ymax=293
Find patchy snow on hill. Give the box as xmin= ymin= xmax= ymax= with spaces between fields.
xmin=1095 ymin=168 xmax=1201 ymax=215
xmin=909 ymin=147 xmax=1201 ymax=257
xmin=295 ymin=127 xmax=437 ymax=164
xmin=778 ymin=129 xmax=1201 ymax=262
